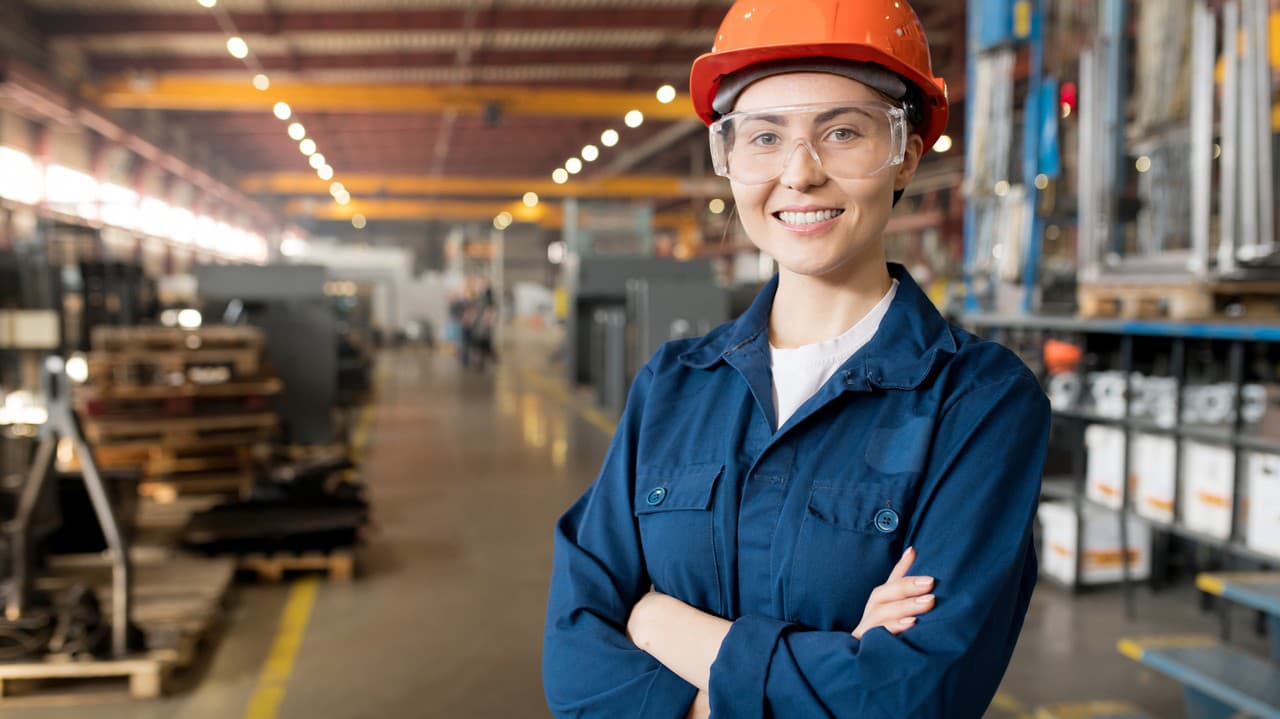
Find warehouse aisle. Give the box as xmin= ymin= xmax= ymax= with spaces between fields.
xmin=4 ymin=342 xmax=1271 ymax=719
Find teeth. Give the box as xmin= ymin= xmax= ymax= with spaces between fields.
xmin=778 ymin=209 xmax=841 ymax=226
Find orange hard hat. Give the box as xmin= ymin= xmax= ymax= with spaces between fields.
xmin=689 ymin=0 xmax=949 ymax=149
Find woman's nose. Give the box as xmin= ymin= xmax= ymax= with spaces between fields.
xmin=778 ymin=139 xmax=828 ymax=192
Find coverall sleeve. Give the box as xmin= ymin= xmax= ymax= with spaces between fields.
xmin=543 ymin=366 xmax=700 ymax=718
xmin=708 ymin=372 xmax=1051 ymax=719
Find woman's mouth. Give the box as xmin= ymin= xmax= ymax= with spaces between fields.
xmin=772 ymin=208 xmax=845 ymax=230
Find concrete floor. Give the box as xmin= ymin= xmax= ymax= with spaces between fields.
xmin=4 ymin=342 xmax=1272 ymax=718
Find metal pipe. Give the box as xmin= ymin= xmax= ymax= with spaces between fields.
xmin=1219 ymin=0 xmax=1240 ymax=273
xmin=1078 ymin=50 xmax=1098 ymax=281
xmin=6 ymin=436 xmax=54 ymax=619
xmin=1239 ymin=0 xmax=1259 ymax=265
xmin=71 ymin=435 xmax=132 ymax=658
xmin=1189 ymin=0 xmax=1215 ymax=276
xmin=1252 ymin=0 xmax=1275 ymax=257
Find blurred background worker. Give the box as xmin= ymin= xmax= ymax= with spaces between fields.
xmin=0 ymin=0 xmax=1277 ymax=718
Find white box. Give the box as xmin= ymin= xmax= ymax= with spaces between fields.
xmin=1086 ymin=425 xmax=1127 ymax=510
xmin=1180 ymin=441 xmax=1236 ymax=540
xmin=1132 ymin=433 xmax=1177 ymax=524
xmin=0 ymin=310 xmax=59 ymax=350
xmin=1038 ymin=501 xmax=1152 ymax=586
xmin=1245 ymin=452 xmax=1280 ymax=558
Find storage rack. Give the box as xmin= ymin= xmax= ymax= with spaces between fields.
xmin=963 ymin=313 xmax=1280 ymax=615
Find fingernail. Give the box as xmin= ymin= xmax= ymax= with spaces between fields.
xmin=905 ymin=546 xmax=915 ymax=556
xmin=900 ymin=617 xmax=917 ymax=626
xmin=914 ymin=577 xmax=934 ymax=587
xmin=916 ymin=595 xmax=935 ymax=604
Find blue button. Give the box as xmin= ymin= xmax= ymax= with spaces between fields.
xmin=874 ymin=508 xmax=900 ymax=533
xmin=646 ymin=487 xmax=667 ymax=506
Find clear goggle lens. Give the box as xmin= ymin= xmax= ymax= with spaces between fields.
xmin=709 ymin=101 xmax=909 ymax=184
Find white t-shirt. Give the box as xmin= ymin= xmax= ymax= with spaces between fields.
xmin=769 ymin=280 xmax=898 ymax=429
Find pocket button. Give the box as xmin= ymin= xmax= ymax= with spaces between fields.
xmin=874 ymin=508 xmax=900 ymax=534
xmin=646 ymin=487 xmax=668 ymax=506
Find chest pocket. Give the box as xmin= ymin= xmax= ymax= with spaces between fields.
xmin=786 ymin=480 xmax=912 ymax=629
xmin=634 ymin=463 xmax=723 ymax=614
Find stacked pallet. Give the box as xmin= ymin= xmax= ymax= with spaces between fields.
xmin=0 ymin=550 xmax=236 ymax=704
xmin=74 ymin=326 xmax=280 ymax=500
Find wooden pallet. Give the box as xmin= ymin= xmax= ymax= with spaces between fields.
xmin=87 ymin=349 xmax=263 ymax=386
xmin=1 ymin=552 xmax=236 ymax=704
xmin=138 ymin=471 xmax=254 ymax=502
xmin=82 ymin=412 xmax=277 ymax=446
xmin=238 ymin=548 xmax=355 ymax=584
xmin=0 ymin=656 xmax=166 ymax=703
xmin=1079 ymin=279 xmax=1280 ymax=320
xmin=91 ymin=325 xmax=263 ymax=353
xmin=76 ymin=378 xmax=282 ymax=419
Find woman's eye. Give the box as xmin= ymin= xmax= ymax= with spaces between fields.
xmin=826 ymin=128 xmax=859 ymax=142
xmin=750 ymin=133 xmax=781 ymax=147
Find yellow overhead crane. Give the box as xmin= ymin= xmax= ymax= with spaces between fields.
xmin=242 ymin=173 xmax=728 ymax=200
xmin=287 ymin=197 xmax=700 ymax=232
xmin=86 ymin=76 xmax=693 ymax=119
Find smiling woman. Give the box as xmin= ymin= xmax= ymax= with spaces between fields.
xmin=543 ymin=1 xmax=1052 ymax=718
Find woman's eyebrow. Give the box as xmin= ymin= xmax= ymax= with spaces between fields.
xmin=814 ymin=106 xmax=870 ymax=123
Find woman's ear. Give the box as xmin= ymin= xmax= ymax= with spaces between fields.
xmin=894 ymin=134 xmax=926 ymax=191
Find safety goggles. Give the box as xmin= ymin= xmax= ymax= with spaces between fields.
xmin=708 ymin=101 xmax=910 ymax=185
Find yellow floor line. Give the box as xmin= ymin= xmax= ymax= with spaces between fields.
xmin=991 ymin=690 xmax=1034 ymax=718
xmin=242 ymin=577 xmax=321 ymax=719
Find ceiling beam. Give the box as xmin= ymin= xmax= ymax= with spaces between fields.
xmin=35 ymin=8 xmax=731 ymax=36
xmin=87 ymin=76 xmax=693 ymax=119
xmin=291 ymin=197 xmax=697 ymax=230
xmin=86 ymin=48 xmax=699 ymax=75
xmin=241 ymin=173 xmax=728 ymax=200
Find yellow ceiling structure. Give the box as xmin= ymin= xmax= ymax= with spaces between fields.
xmin=242 ymin=173 xmax=728 ymax=199
xmin=87 ymin=76 xmax=694 ymax=119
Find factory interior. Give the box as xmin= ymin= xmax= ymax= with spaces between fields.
xmin=0 ymin=0 xmax=1279 ymax=717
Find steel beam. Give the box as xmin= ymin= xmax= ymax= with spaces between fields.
xmin=241 ymin=173 xmax=728 ymax=200
xmin=289 ymin=197 xmax=697 ymax=231
xmin=87 ymin=76 xmax=693 ymax=119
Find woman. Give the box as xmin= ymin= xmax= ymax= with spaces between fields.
xmin=543 ymin=1 xmax=1051 ymax=717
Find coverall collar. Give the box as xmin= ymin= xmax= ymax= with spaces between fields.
xmin=677 ymin=262 xmax=957 ymax=391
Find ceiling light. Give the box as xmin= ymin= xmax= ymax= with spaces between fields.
xmin=582 ymin=145 xmax=599 ymax=162
xmin=709 ymin=198 xmax=726 ymax=214
xmin=226 ymin=36 xmax=249 ymax=59
xmin=656 ymin=85 xmax=677 ymax=104
xmin=352 ymin=214 xmax=367 ymax=229
xmin=299 ymin=138 xmax=317 ymax=156
xmin=252 ymin=73 xmax=270 ymax=91
xmin=601 ymin=129 xmax=619 ymax=147
xmin=1135 ymin=156 xmax=1151 ymax=173
xmin=335 ymin=193 xmax=350 ymax=206
xmin=197 ymin=0 xmax=217 ymax=7
xmin=308 ymin=152 xmax=326 ymax=169
xmin=329 ymin=181 xmax=345 ymax=197
xmin=933 ymin=134 xmax=953 ymax=153
xmin=1034 ymin=174 xmax=1049 ymax=190
xmin=317 ymin=165 xmax=334 ymax=180
xmin=624 ymin=110 xmax=644 ymax=128
xmin=273 ymin=101 xmax=292 ymax=120
xmin=552 ymin=168 xmax=569 ymax=184
xmin=565 ymin=158 xmax=583 ymax=174
xmin=994 ymin=180 xmax=1010 ymax=196
xmin=523 ymin=192 xmax=539 ymax=207
xmin=287 ymin=122 xmax=306 ymax=140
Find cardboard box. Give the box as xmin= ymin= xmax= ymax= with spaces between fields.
xmin=0 ymin=310 xmax=59 ymax=350
xmin=1086 ymin=425 xmax=1127 ymax=510
xmin=1132 ymin=433 xmax=1177 ymax=524
xmin=1245 ymin=452 xmax=1280 ymax=558
xmin=1038 ymin=500 xmax=1152 ymax=586
xmin=1180 ymin=441 xmax=1236 ymax=540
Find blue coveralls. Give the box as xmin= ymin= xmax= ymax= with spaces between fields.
xmin=543 ymin=263 xmax=1052 ymax=718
